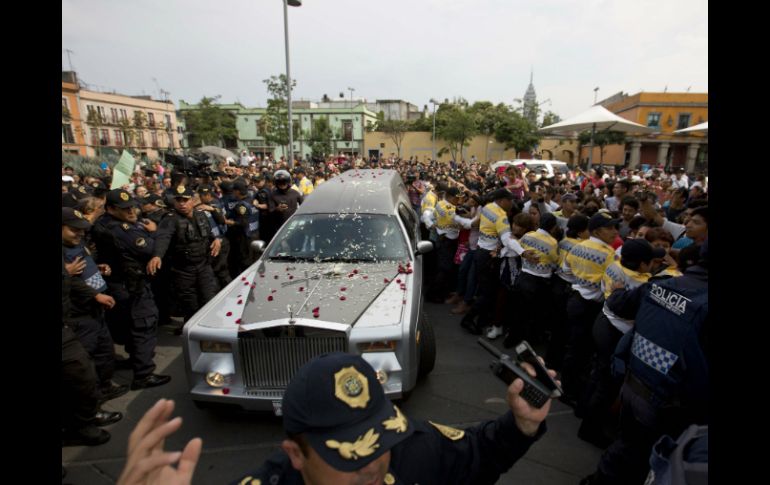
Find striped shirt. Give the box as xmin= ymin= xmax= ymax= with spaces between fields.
xmin=565 ymin=237 xmax=617 ymax=301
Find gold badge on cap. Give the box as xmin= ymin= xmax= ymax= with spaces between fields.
xmin=334 ymin=366 xmax=370 ymax=409
xmin=384 ymin=473 xmax=395 ymax=485
xmin=78 ymin=186 xmax=87 ymax=193
xmin=73 ymin=210 xmax=84 ymax=219
xmin=176 ymin=185 xmax=186 ymax=194
xmin=122 ymin=223 xmax=130 ymax=230
xmin=382 ymin=405 xmax=408 ymax=433
xmin=120 ymin=192 xmax=130 ymax=201
xmin=237 ymin=478 xmax=260 ymax=485
xmin=325 ymin=428 xmax=380 ymax=460
xmin=428 ymin=421 xmax=465 ymax=441
xmin=237 ymin=206 xmax=247 ymax=215
xmin=135 ymin=238 xmax=146 ymax=247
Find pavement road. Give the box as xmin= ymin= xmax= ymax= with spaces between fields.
xmin=62 ymin=301 xmax=603 ymax=484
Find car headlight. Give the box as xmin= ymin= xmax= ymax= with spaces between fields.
xmin=200 ymin=341 xmax=232 ymax=353
xmin=206 ymin=372 xmax=227 ymax=388
xmin=357 ymin=341 xmax=397 ymax=352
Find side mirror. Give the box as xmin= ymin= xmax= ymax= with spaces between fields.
xmin=416 ymin=241 xmax=433 ymax=255
xmin=250 ymin=240 xmax=266 ymax=253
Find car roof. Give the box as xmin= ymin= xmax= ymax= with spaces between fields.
xmin=294 ymin=169 xmax=406 ymax=215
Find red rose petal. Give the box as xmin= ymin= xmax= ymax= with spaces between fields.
xmin=259 ymin=274 xmax=265 ymax=278
xmin=274 ymin=275 xmax=279 ymax=279
xmin=353 ymin=269 xmax=359 ymax=274
xmin=238 ymin=300 xmax=243 ymax=304
xmin=363 ymin=275 xmax=368 ymax=279
xmin=222 ymin=388 xmax=230 ymax=395
xmin=241 ymin=277 xmax=246 ymax=281
xmin=289 ymin=275 xmax=294 ymax=280
xmin=226 ymin=311 xmax=232 ymax=316
xmin=235 ymin=318 xmax=242 ymax=324
xmin=244 ymin=282 xmax=249 ymax=286
xmin=340 ymin=296 xmax=346 ymax=301
xmin=384 ymin=278 xmax=389 ymax=283
xmin=250 ymin=284 xmax=256 ymax=289
xmin=271 ymin=289 xmax=277 ymax=293
xmin=299 ymin=287 xmax=304 ymax=292
xmin=340 ymin=287 xmax=347 ymax=291
xmin=312 ymin=307 xmax=319 ymax=312
xmin=402 ymin=300 xmax=407 ymax=304
xmin=267 ymin=296 xmax=273 ymax=301
xmin=313 ymin=313 xmax=319 ymax=318
xmin=396 ymin=279 xmax=401 ymax=283
xmin=407 ymin=268 xmax=413 ymax=274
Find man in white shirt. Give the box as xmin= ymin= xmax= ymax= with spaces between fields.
xmin=672 ymin=169 xmax=689 ymax=189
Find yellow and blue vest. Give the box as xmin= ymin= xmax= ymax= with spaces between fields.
xmin=299 ymin=177 xmax=314 ymax=195
xmin=478 ymin=202 xmax=510 ymax=249
xmin=520 ymin=229 xmax=559 ymax=277
xmin=435 ymin=200 xmax=459 ymax=231
xmin=566 ymin=237 xmax=617 ymax=301
xmin=421 ymin=190 xmax=438 ymax=214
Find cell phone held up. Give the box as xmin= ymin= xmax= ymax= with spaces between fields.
xmin=478 ymin=338 xmax=560 ymax=409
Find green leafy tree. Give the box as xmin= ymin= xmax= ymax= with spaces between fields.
xmin=436 ymin=104 xmax=478 ymax=162
xmin=308 ymin=116 xmax=334 ymax=158
xmin=494 ymin=105 xmax=540 ymax=156
xmin=541 ymin=111 xmax=561 ymax=128
xmin=377 ymin=117 xmax=410 ymax=158
xmin=467 ymin=101 xmax=500 ymax=162
xmin=179 ymin=96 xmax=237 ymax=148
xmin=578 ymin=130 xmax=626 ymax=164
xmin=86 ymin=109 xmax=108 ymax=157
xmin=409 ymin=115 xmax=433 ymax=132
xmin=117 ymin=117 xmax=137 ymax=149
xmin=263 ymin=75 xmax=297 ymax=156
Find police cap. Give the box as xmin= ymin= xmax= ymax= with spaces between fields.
xmin=172 ymin=185 xmax=194 ymax=199
xmin=621 ymin=238 xmax=666 ymax=263
xmin=106 ymin=189 xmax=138 ymax=208
xmin=588 ymin=210 xmax=621 ymax=231
xmin=197 ymin=184 xmax=216 ymax=196
xmin=142 ymin=193 xmax=166 ymax=208
xmin=62 ymin=207 xmax=92 ymax=230
xmin=489 ymin=188 xmax=515 ymax=201
xmin=232 ymin=179 xmax=249 ymax=194
xmin=282 ymin=353 xmax=415 ymax=472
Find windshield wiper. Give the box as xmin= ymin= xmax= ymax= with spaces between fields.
xmin=269 ymin=254 xmax=312 ymax=261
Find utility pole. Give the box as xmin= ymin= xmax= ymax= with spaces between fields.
xmin=593 ymin=87 xmax=599 ymax=105
xmin=348 ymin=87 xmax=355 ymax=109
xmin=64 ymin=49 xmax=75 ymax=72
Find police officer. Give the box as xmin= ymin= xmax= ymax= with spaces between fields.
xmin=140 ymin=194 xmax=169 ymax=224
xmin=92 ymin=189 xmax=171 ymax=390
xmin=269 ymin=169 xmax=303 ymax=228
xmin=560 ymin=210 xmax=621 ymax=405
xmin=196 ymin=184 xmax=231 ymax=288
xmin=62 ymin=208 xmax=128 ymax=402
xmin=148 ymin=184 xmax=222 ymax=323
xmin=227 ymin=179 xmax=261 ymax=277
xmin=253 ymin=173 xmax=273 ymax=243
xmin=138 ymin=193 xmax=176 ymax=327
xmin=581 ymin=240 xmax=708 ymax=485
xmin=427 ymin=187 xmax=474 ymax=303
xmin=294 ymin=166 xmax=315 ymax=196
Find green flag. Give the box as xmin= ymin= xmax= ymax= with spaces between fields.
xmin=110 ymin=150 xmax=136 ymax=189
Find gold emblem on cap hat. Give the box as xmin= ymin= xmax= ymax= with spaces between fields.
xmin=325 ymin=428 xmax=380 ymax=460
xmin=73 ymin=210 xmax=84 ymax=219
xmin=382 ymin=405 xmax=408 ymax=433
xmin=177 ymin=185 xmax=186 ymax=194
xmin=428 ymin=421 xmax=465 ymax=441
xmin=384 ymin=473 xmax=395 ymax=485
xmin=334 ymin=366 xmax=370 ymax=409
xmin=120 ymin=192 xmax=130 ymax=201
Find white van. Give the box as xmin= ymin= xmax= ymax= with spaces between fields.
xmin=507 ymin=159 xmax=570 ymax=178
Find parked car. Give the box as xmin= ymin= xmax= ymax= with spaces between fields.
xmin=490 ymin=159 xmax=570 ymax=178
xmin=182 ymin=169 xmax=436 ymax=413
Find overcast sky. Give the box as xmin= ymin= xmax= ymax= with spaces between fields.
xmin=62 ymin=0 xmax=707 ymax=120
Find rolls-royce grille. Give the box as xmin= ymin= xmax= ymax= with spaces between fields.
xmin=239 ymin=336 xmax=347 ymax=389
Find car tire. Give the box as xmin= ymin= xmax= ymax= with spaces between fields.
xmin=417 ymin=311 xmax=436 ymax=379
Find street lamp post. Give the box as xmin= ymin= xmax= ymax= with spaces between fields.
xmin=429 ymin=98 xmax=439 ymax=161
xmin=283 ymin=0 xmax=302 ymax=167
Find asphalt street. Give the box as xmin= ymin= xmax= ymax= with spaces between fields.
xmin=62 ymin=301 xmax=602 ymax=485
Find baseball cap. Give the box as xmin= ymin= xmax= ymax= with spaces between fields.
xmin=621 ymin=238 xmax=666 ymax=263
xmin=197 ymin=184 xmax=215 ymax=196
xmin=588 ymin=210 xmax=621 ymax=231
xmin=142 ymin=194 xmax=166 ymax=208
xmin=106 ymin=189 xmax=138 ymax=208
xmin=62 ymin=207 xmax=92 ymax=230
xmin=282 ymin=353 xmax=415 ymax=472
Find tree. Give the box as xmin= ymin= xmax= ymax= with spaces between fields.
xmin=376 ymin=113 xmax=410 ymax=158
xmin=493 ymin=105 xmax=540 ymax=156
xmin=541 ymin=111 xmax=561 ymax=128
xmin=578 ymin=130 xmax=626 ymax=164
xmin=308 ymin=116 xmax=334 ymax=158
xmin=86 ymin=109 xmax=107 ymax=157
xmin=409 ymin=115 xmax=433 ymax=132
xmin=179 ymin=96 xmax=237 ymax=148
xmin=436 ymin=104 xmax=477 ymax=162
xmin=117 ymin=117 xmax=137 ymax=149
xmin=467 ymin=101 xmax=499 ymax=162
xmin=263 ymin=74 xmax=297 ymax=157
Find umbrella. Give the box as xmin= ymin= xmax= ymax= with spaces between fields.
xmin=674 ymin=121 xmax=708 ymax=134
xmin=540 ymin=105 xmax=654 ymax=171
xmin=196 ymin=146 xmax=238 ymax=160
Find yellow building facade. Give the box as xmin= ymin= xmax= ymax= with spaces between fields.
xmin=364 ymin=132 xmax=579 ymax=165
xmin=62 ymin=73 xmax=88 ymax=156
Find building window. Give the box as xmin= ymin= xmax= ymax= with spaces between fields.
xmin=343 ymin=120 xmax=353 ymax=141
xmin=148 ymin=113 xmax=156 ymax=127
xmin=165 ymin=114 xmax=172 ymax=131
xmin=646 ymin=112 xmax=661 ymax=128
xmin=120 ymin=109 xmax=128 ymax=121
xmin=677 ymin=113 xmax=691 ymax=130
xmin=100 ymin=129 xmax=110 ymax=146
xmin=62 ymin=124 xmax=75 ymax=144
xmin=87 ymin=104 xmax=95 ymax=115
xmin=257 ymin=119 xmax=268 ymax=137
xmin=90 ymin=128 xmax=99 ymax=146
xmin=114 ymin=130 xmax=123 ymax=146
xmin=151 ymin=131 xmax=158 ymax=147
xmin=111 ymin=108 xmax=119 ymax=124
xmin=293 ymin=120 xmax=300 ymax=139
xmin=97 ymin=106 xmax=106 ymax=121
xmin=62 ymin=98 xmax=69 ymax=110
xmin=137 ymin=131 xmax=145 ymax=147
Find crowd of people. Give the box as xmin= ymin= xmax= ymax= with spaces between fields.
xmin=62 ymin=151 xmax=707 ymax=484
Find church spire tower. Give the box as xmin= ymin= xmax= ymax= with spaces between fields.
xmin=522 ymin=68 xmax=538 ymax=125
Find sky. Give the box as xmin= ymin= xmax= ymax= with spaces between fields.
xmin=62 ymin=0 xmax=707 ymax=121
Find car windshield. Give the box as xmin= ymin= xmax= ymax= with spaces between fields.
xmin=266 ymin=214 xmax=409 ymax=262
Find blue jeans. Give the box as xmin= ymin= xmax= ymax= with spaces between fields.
xmin=456 ymin=249 xmax=477 ymax=304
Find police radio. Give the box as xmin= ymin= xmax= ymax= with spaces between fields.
xmin=478 ymin=338 xmax=560 ymax=409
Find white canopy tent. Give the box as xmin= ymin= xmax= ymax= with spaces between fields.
xmin=674 ymin=121 xmax=708 ymax=134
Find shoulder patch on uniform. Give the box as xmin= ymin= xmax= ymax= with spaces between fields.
xmin=122 ymin=223 xmax=130 ymax=230
xmin=135 ymin=238 xmax=147 ymax=247
xmin=428 ymin=421 xmax=465 ymax=441
xmin=238 ymin=205 xmax=248 ymax=215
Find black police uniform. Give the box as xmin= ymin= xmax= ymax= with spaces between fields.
xmin=92 ymin=213 xmax=160 ymax=381
xmin=585 ymin=259 xmax=708 ymax=485
xmin=198 ymin=194 xmax=232 ymax=288
xmin=142 ymin=200 xmax=176 ymax=325
xmin=255 ymin=184 xmax=273 ymax=243
xmin=235 ymin=414 xmax=544 ymax=485
xmin=227 ymin=194 xmax=260 ymax=278
xmin=153 ymin=194 xmax=220 ymax=322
